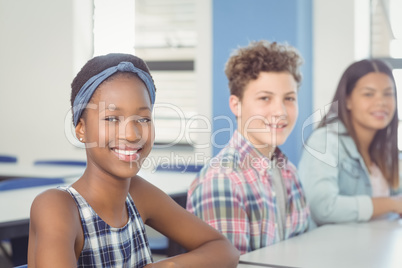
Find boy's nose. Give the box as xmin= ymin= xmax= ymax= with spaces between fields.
xmin=271 ymin=101 xmax=287 ymax=120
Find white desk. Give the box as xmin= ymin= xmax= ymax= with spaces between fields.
xmin=0 ymin=163 xmax=85 ymax=179
xmin=0 ymin=170 xmax=196 ymax=240
xmin=237 ymin=263 xmax=275 ymax=268
xmin=239 ymin=216 xmax=402 ymax=268
xmin=138 ymin=169 xmax=196 ymax=196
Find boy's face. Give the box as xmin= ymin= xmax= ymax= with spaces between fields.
xmin=230 ymin=71 xmax=298 ymax=157
xmin=77 ymin=74 xmax=154 ymax=179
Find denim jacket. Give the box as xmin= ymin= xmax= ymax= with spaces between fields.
xmin=298 ymin=120 xmax=400 ymax=226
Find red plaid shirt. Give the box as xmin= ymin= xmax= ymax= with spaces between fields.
xmin=187 ymin=131 xmax=310 ymax=253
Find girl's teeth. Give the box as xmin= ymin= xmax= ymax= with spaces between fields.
xmin=114 ymin=149 xmax=138 ymax=155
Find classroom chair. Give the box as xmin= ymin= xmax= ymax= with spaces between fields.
xmin=0 ymin=177 xmax=65 ymax=266
xmin=151 ymin=163 xmax=201 ymax=256
xmin=0 ymin=177 xmax=64 ymax=191
xmin=146 ymin=227 xmax=170 ymax=256
xmin=0 ymin=155 xmax=17 ymax=163
xmin=33 ymin=159 xmax=86 ymax=167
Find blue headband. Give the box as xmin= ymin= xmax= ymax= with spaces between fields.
xmin=72 ymin=61 xmax=156 ymax=126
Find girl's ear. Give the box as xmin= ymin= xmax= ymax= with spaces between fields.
xmin=229 ymin=95 xmax=241 ymax=117
xmin=75 ymin=118 xmax=86 ymax=143
xmin=346 ymin=97 xmax=352 ymax=110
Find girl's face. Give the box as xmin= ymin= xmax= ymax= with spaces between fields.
xmin=78 ymin=74 xmax=154 ymax=179
xmin=347 ymin=72 xmax=396 ymax=134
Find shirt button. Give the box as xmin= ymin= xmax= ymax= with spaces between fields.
xmin=272 ymin=191 xmax=276 ymax=197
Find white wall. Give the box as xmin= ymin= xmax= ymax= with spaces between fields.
xmin=0 ymin=0 xmax=92 ymax=165
xmin=313 ymin=0 xmax=370 ymax=118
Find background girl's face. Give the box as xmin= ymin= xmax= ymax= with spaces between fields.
xmin=82 ymin=74 xmax=154 ymax=179
xmin=346 ymin=72 xmax=396 ymax=133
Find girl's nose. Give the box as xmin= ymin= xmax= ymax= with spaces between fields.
xmin=120 ymin=117 xmax=142 ymax=143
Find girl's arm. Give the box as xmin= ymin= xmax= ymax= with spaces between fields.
xmin=298 ymin=129 xmax=373 ymax=225
xmin=28 ymin=189 xmax=81 ymax=268
xmin=130 ymin=176 xmax=240 ymax=268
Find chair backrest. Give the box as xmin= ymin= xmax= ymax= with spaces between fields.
xmin=0 ymin=177 xmax=64 ymax=191
xmin=0 ymin=155 xmax=17 ymax=163
xmin=34 ymin=160 xmax=86 ymax=167
xmin=155 ymin=164 xmax=203 ymax=173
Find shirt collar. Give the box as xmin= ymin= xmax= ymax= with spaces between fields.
xmin=328 ymin=120 xmax=361 ymax=160
xmin=228 ymin=130 xmax=288 ymax=171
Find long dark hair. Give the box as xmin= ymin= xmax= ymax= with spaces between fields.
xmin=319 ymin=59 xmax=399 ymax=189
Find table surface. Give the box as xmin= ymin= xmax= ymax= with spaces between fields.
xmin=0 ymin=162 xmax=86 ymax=179
xmin=237 ymin=263 xmax=274 ymax=268
xmin=239 ymin=215 xmax=402 ymax=268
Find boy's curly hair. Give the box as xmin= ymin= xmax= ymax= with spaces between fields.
xmin=224 ymin=40 xmax=303 ymax=99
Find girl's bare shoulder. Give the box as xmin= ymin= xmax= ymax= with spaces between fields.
xmin=30 ymin=188 xmax=81 ymax=232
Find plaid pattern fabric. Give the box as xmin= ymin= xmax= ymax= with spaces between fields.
xmin=186 ymin=131 xmax=310 ymax=254
xmin=60 ymin=186 xmax=153 ymax=268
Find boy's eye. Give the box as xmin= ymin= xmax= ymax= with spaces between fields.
xmin=285 ymin=97 xmax=296 ymax=102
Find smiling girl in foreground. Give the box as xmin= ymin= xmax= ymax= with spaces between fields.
xmin=27 ymin=53 xmax=239 ymax=267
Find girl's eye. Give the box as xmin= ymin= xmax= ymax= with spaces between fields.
xmin=137 ymin=118 xmax=151 ymax=123
xmin=105 ymin=117 xmax=119 ymax=122
xmin=260 ymin=97 xmax=270 ymax=101
xmin=384 ymin=92 xmax=394 ymax=97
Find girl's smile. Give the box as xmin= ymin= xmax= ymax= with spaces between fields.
xmin=111 ymin=146 xmax=143 ymax=162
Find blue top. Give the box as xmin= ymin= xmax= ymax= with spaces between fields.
xmin=298 ymin=120 xmax=400 ymax=226
xmin=60 ymin=186 xmax=153 ymax=268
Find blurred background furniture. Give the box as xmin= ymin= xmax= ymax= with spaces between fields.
xmin=0 ymin=155 xmax=17 ymax=163
xmin=0 ymin=177 xmax=66 ymax=266
xmin=33 ymin=159 xmax=86 ymax=167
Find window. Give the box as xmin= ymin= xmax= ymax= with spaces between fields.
xmin=93 ymin=0 xmax=199 ymax=148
